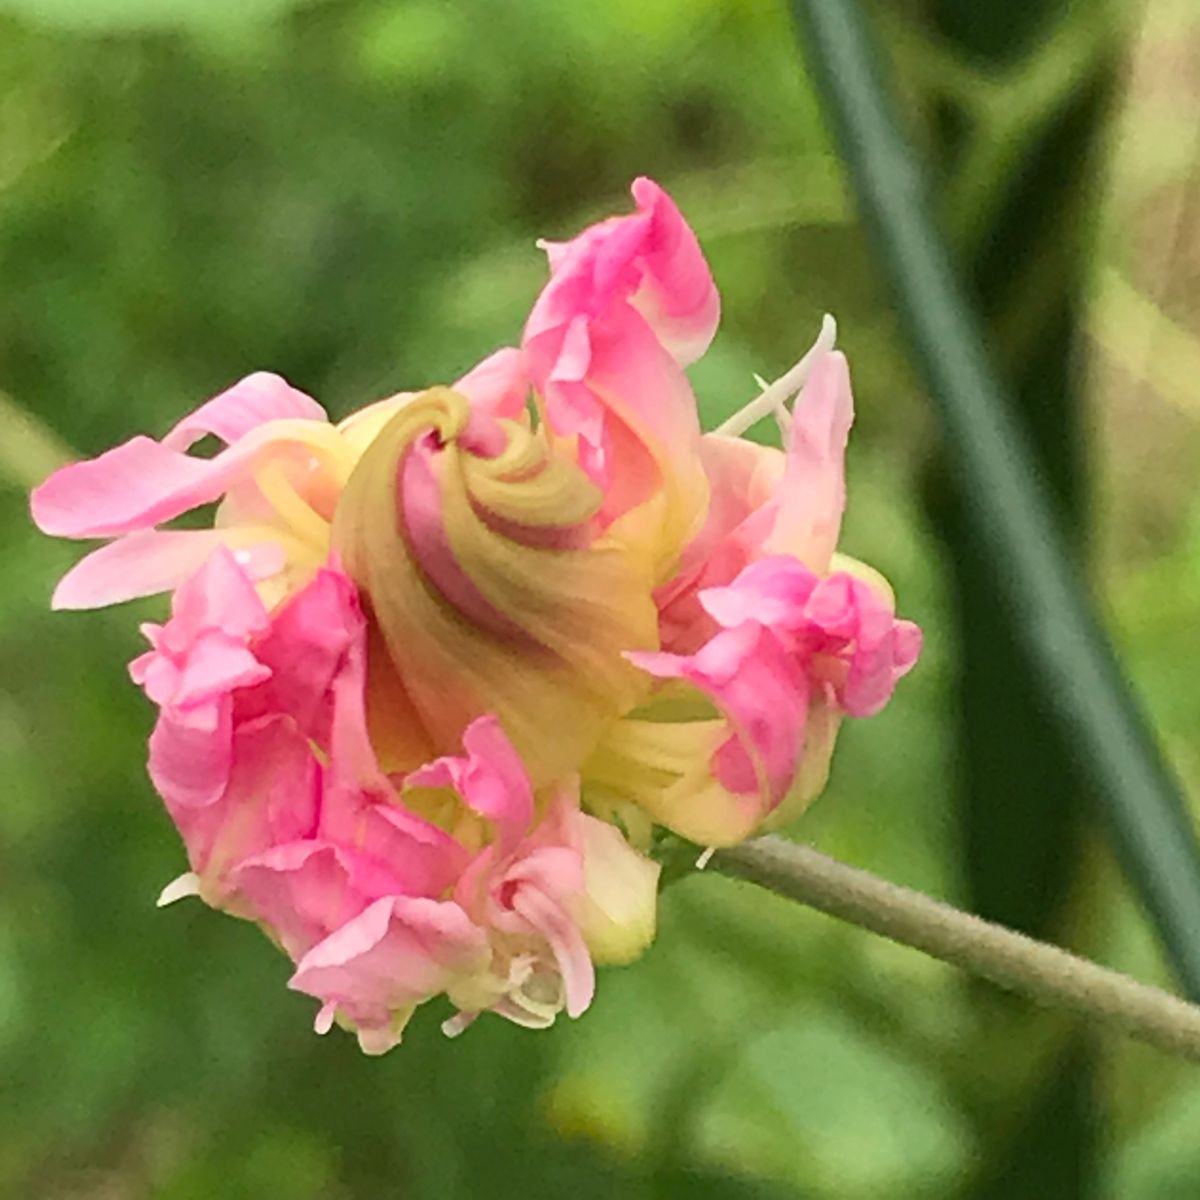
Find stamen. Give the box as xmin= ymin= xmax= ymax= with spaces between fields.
xmin=314 ymin=1001 xmax=337 ymax=1035
xmin=156 ymin=872 xmax=201 ymax=907
xmin=441 ymin=1011 xmax=476 ymax=1039
xmin=714 ymin=314 xmax=837 ymax=437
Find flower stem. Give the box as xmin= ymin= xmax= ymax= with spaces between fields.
xmin=713 ymin=836 xmax=1200 ymax=1063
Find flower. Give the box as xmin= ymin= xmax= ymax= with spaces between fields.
xmin=31 ymin=178 xmax=918 ymax=1051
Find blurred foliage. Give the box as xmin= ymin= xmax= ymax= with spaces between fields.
xmin=0 ymin=0 xmax=1197 ymax=1197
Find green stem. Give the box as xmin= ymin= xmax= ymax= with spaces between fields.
xmin=714 ymin=837 xmax=1200 ymax=1063
xmin=789 ymin=0 xmax=1200 ymax=996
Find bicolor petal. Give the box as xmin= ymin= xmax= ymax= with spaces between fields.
xmin=331 ymin=387 xmax=657 ymax=784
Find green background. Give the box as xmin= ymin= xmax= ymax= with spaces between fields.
xmin=1 ymin=0 xmax=1198 ymax=1196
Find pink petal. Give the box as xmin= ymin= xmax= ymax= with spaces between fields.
xmin=629 ymin=621 xmax=810 ymax=808
xmin=453 ymin=348 xmax=529 ymax=421
xmin=287 ymin=894 xmax=488 ymax=1030
xmin=156 ymin=713 xmax=320 ymax=897
xmin=804 ymin=573 xmax=922 ymax=717
xmin=654 ymin=436 xmax=787 ymax=653
xmin=406 ymin=715 xmax=534 ymax=854
xmin=31 ymin=409 xmax=333 ymax=540
xmin=699 ymin=555 xmax=821 ymax=633
xmin=526 ymin=177 xmax=719 ymax=367
xmin=52 ymin=530 xmax=286 ymax=611
xmin=162 ymin=372 xmax=327 ymax=451
xmin=147 ymin=701 xmax=236 ymax=811
xmin=252 ymin=566 xmax=365 ymax=743
xmin=168 ymin=545 xmax=271 ymax=639
xmin=765 ymin=351 xmax=854 ymax=572
xmin=510 ymin=885 xmax=595 ymax=1018
xmin=521 ymin=180 xmax=711 ymax=543
xmin=233 ymin=839 xmax=409 ymax=961
xmin=315 ymin=787 xmax=469 ymax=901
xmin=627 ymin=176 xmax=722 ymax=365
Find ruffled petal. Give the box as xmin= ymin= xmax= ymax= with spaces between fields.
xmin=522 ymin=180 xmax=712 ymax=578
xmin=159 ymin=713 xmax=321 ymax=904
xmin=288 ymin=895 xmax=490 ymax=1054
xmin=406 ymin=714 xmax=534 ymax=855
xmin=629 ymin=621 xmax=810 ymax=813
xmin=527 ymin=177 xmax=719 ymax=367
xmin=233 ymin=839 xmax=401 ymax=960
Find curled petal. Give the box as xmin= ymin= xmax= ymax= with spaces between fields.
xmin=654 ymin=435 xmax=785 ymax=652
xmin=453 ymin=347 xmax=530 ymax=421
xmin=654 ymin=350 xmax=855 ymax=649
xmin=162 ymin=372 xmax=327 ymax=451
xmin=528 ymin=177 xmax=719 ymax=367
xmin=509 ymin=882 xmax=594 ymax=1018
xmin=31 ymin=377 xmax=341 ymax=541
xmin=331 ymin=388 xmax=656 ymax=784
xmin=629 ymin=622 xmax=810 ymax=817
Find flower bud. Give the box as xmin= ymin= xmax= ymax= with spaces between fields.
xmin=569 ymin=814 xmax=660 ymax=965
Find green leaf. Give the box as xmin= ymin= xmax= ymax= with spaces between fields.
xmin=788 ymin=0 xmax=1200 ymax=998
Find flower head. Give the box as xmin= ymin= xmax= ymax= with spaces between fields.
xmin=32 ymin=178 xmax=918 ymax=1051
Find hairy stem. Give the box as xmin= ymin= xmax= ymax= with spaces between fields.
xmin=714 ymin=836 xmax=1200 ymax=1063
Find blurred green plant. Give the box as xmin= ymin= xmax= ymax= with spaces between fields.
xmin=1 ymin=0 xmax=1199 ymax=1197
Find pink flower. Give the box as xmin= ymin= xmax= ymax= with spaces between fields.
xmin=33 ymin=179 xmax=918 ymax=1052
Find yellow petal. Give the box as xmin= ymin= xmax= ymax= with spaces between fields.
xmin=570 ymin=815 xmax=660 ymax=965
xmin=332 ymin=388 xmax=657 ymax=784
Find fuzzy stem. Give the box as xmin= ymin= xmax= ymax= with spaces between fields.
xmin=714 ymin=836 xmax=1200 ymax=1062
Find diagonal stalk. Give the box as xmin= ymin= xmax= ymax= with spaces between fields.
xmin=714 ymin=837 xmax=1200 ymax=1063
xmin=788 ymin=0 xmax=1200 ymax=996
